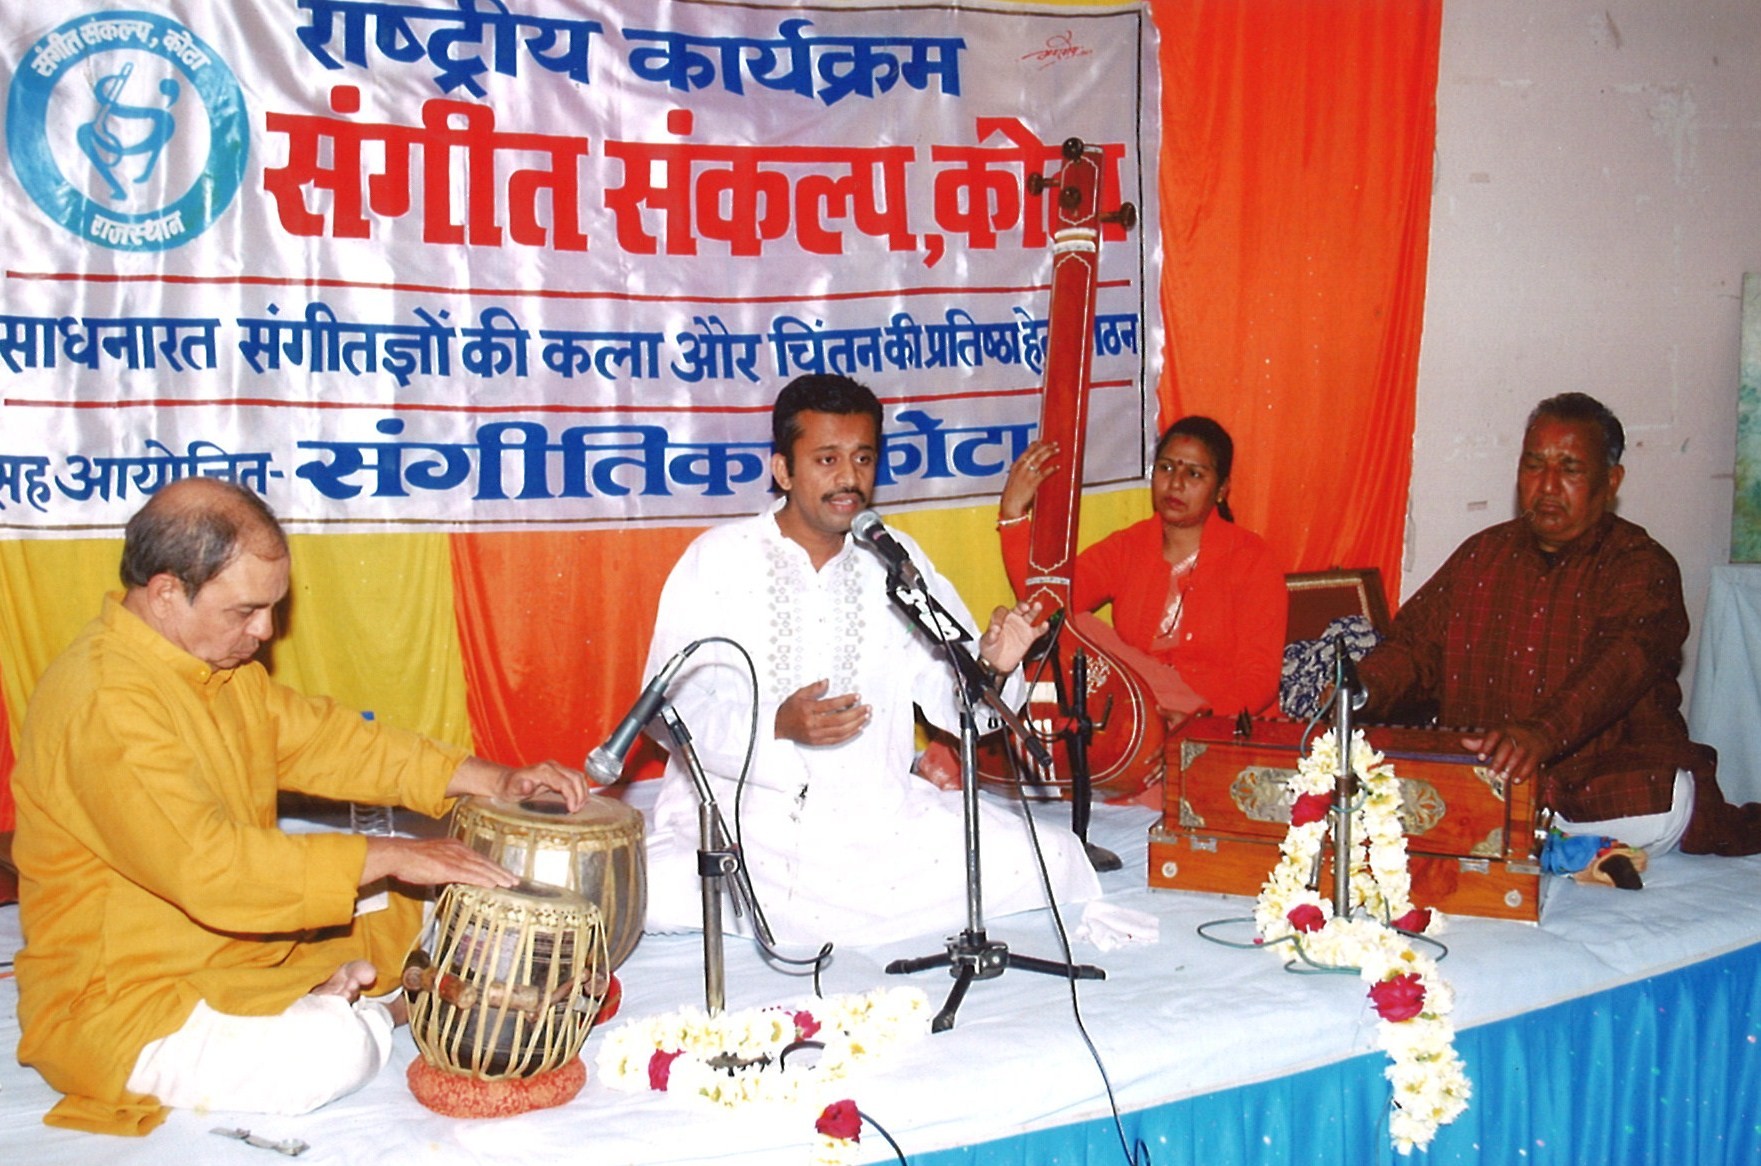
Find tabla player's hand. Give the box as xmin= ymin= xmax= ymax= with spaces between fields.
xmin=1461 ymin=724 xmax=1549 ymax=783
xmin=447 ymin=756 xmax=588 ymax=810
xmin=362 ymin=837 xmax=518 ymax=889
xmin=775 ymin=679 xmax=870 ymax=746
xmin=493 ymin=760 xmax=590 ymax=812
xmin=1000 ymin=440 xmax=1060 ymax=521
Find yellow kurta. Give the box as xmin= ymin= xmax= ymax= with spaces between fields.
xmin=13 ymin=595 xmax=468 ymax=1135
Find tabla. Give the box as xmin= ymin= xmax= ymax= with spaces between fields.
xmin=450 ymin=795 xmax=646 ymax=968
xmin=402 ymin=880 xmax=608 ymax=1085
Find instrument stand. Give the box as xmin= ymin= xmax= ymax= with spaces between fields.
xmin=657 ymin=705 xmax=773 ymax=1015
xmin=879 ymin=572 xmax=1104 ymax=1032
xmin=1065 ymin=649 xmax=1123 ymax=872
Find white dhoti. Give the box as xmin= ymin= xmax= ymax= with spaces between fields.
xmin=126 ymin=994 xmax=394 ymax=1116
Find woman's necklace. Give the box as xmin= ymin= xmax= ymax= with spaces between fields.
xmin=1156 ymin=548 xmax=1201 ymax=639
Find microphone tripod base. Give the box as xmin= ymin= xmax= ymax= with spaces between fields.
xmin=886 ymin=928 xmax=1104 ymax=1033
xmin=1084 ymin=841 xmax=1123 ymax=872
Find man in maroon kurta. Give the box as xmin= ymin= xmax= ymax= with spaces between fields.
xmin=1356 ymin=393 xmax=1761 ymax=856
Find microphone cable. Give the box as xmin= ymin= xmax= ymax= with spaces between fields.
xmin=923 ymin=585 xmax=1148 ymax=1165
xmin=1006 ymin=713 xmax=1151 ymax=1166
xmin=702 ymin=635 xmax=836 ymax=995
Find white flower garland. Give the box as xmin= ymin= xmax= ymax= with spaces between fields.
xmin=1253 ymin=730 xmax=1473 ymax=1154
xmin=596 ymin=986 xmax=930 ymax=1164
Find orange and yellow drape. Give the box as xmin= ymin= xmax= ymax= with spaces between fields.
xmin=0 ymin=0 xmax=1441 ymax=827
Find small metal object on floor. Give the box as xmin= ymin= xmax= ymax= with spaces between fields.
xmin=210 ymin=1128 xmax=310 ymax=1157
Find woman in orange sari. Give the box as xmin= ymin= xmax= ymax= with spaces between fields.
xmin=998 ymin=416 xmax=1287 ymax=739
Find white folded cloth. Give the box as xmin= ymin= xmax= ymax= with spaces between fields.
xmin=1074 ymin=900 xmax=1160 ymax=951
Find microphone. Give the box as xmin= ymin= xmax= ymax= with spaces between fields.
xmin=850 ymin=509 xmax=922 ymax=585
xmin=1334 ymin=635 xmax=1369 ymax=712
xmin=586 ymin=641 xmax=701 ymax=784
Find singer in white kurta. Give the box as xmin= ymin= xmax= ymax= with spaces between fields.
xmin=641 ymin=502 xmax=1102 ymax=946
xmin=637 ymin=378 xmax=1100 ymax=948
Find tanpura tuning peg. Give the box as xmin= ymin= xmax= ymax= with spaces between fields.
xmin=1105 ymin=203 xmax=1138 ymax=232
xmin=1026 ymin=171 xmax=1051 ymax=196
xmin=1061 ymin=137 xmax=1086 ymax=160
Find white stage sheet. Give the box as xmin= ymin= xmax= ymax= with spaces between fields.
xmin=3 ymin=783 xmax=1760 ymax=1165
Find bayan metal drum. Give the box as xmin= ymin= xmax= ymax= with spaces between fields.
xmin=450 ymin=794 xmax=646 ymax=968
xmin=402 ymin=880 xmax=608 ymax=1115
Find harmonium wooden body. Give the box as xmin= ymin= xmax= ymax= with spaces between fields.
xmin=1148 ymin=716 xmax=1545 ymax=922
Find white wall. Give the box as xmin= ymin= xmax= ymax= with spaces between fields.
xmin=1414 ymin=0 xmax=1761 ymax=706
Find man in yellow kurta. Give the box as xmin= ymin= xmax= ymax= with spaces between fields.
xmin=12 ymin=478 xmax=588 ymax=1135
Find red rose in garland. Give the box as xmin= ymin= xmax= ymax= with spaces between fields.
xmin=1392 ymin=907 xmax=1432 ymax=934
xmin=647 ymin=1048 xmax=684 ymax=1090
xmin=1368 ymin=973 xmax=1427 ymax=1022
xmin=816 ymin=1099 xmax=862 ymax=1141
xmin=1287 ymin=903 xmax=1326 ymax=933
xmin=1290 ymin=791 xmax=1332 ymax=826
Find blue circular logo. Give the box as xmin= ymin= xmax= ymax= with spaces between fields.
xmin=6 ymin=11 xmax=247 ymax=252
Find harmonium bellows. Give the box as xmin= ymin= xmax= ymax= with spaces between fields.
xmin=1148 ymin=716 xmax=1545 ymax=922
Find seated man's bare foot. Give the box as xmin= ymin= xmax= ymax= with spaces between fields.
xmin=311 ymin=959 xmax=377 ymax=1002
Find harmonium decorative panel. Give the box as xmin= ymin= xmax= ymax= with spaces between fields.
xmin=1147 ymin=716 xmax=1545 ymax=922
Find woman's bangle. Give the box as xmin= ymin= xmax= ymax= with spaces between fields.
xmin=996 ymin=514 xmax=1030 ymax=529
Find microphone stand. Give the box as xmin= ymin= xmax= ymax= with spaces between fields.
xmin=1329 ymin=636 xmax=1361 ymax=920
xmin=880 ymin=568 xmax=1104 ymax=1032
xmin=1066 ymin=649 xmax=1123 ymax=872
xmin=656 ymin=704 xmax=773 ymax=1015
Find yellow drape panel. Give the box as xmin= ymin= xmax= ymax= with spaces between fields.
xmin=0 ymin=539 xmax=127 ymax=739
xmin=0 ymin=534 xmax=471 ymax=758
xmin=270 ymin=533 xmax=472 ymax=749
xmin=0 ymin=691 xmax=11 ymax=831
xmin=0 ymin=540 xmax=121 ymax=830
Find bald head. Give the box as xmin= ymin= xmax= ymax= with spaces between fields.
xmin=120 ymin=478 xmax=288 ymax=601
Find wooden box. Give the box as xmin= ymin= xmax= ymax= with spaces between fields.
xmin=1147 ymin=717 xmax=1545 ymax=922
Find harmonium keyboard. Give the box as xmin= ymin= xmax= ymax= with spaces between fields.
xmin=1147 ymin=716 xmax=1545 ymax=922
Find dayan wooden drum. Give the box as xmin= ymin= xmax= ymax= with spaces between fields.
xmin=402 ymin=880 xmax=609 ymax=1115
xmin=451 ymin=795 xmax=646 ymax=968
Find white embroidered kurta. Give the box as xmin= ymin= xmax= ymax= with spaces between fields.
xmin=642 ymin=503 xmax=1101 ymax=947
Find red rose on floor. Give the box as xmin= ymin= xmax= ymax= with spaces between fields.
xmin=816 ymin=1099 xmax=862 ymax=1141
xmin=794 ymin=1009 xmax=822 ymax=1040
xmin=1391 ymin=907 xmax=1432 ymax=934
xmin=647 ymin=1049 xmax=684 ymax=1091
xmin=1369 ymin=973 xmax=1427 ymax=1022
xmin=1290 ymin=791 xmax=1332 ymax=826
xmin=1287 ymin=903 xmax=1326 ymax=933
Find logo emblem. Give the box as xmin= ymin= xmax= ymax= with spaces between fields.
xmin=7 ymin=11 xmax=247 ymax=252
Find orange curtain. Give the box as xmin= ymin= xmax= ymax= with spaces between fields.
xmin=448 ymin=527 xmax=703 ymax=775
xmin=1152 ymin=0 xmax=1442 ymax=596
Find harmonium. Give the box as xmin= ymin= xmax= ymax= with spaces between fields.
xmin=1148 ymin=716 xmax=1545 ymax=922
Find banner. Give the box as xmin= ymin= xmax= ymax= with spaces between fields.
xmin=0 ymin=0 xmax=1160 ymax=533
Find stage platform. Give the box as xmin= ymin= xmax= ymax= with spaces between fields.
xmin=3 ymin=784 xmax=1759 ymax=1165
